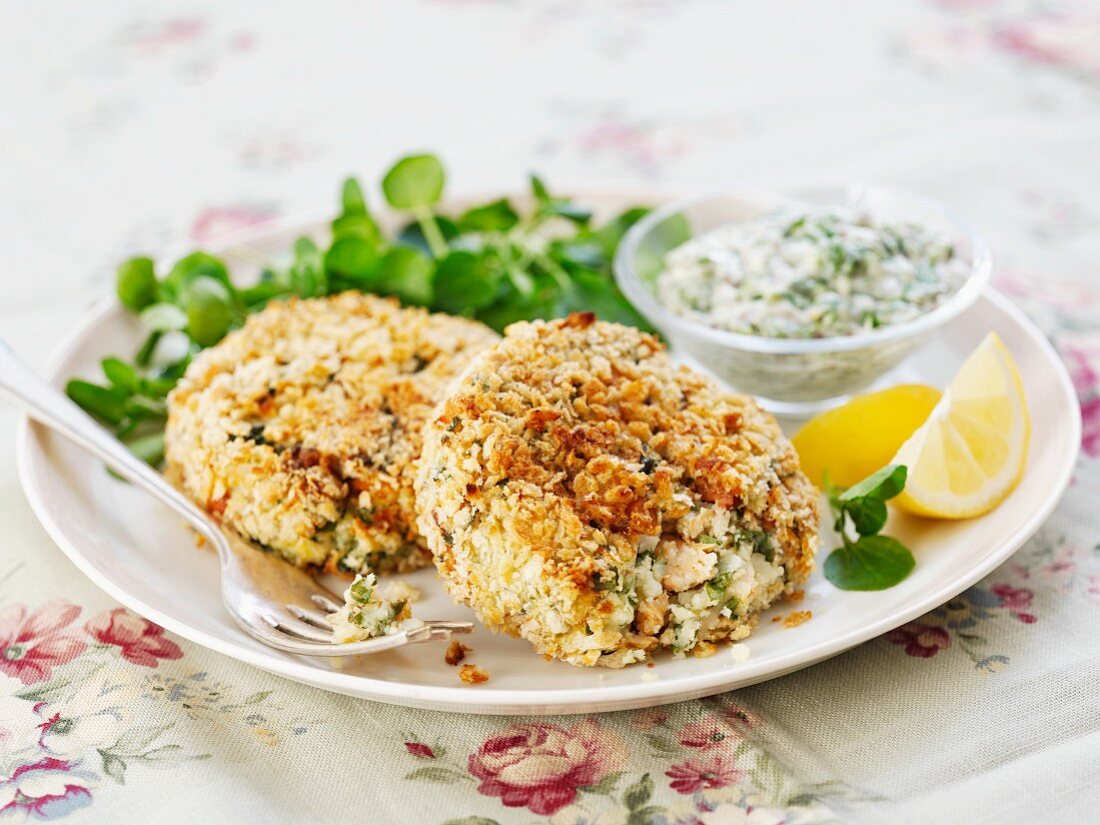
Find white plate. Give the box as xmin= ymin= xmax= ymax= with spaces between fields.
xmin=16 ymin=203 xmax=1081 ymax=715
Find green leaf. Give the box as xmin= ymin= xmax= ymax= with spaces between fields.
xmin=124 ymin=393 xmax=167 ymax=419
xmin=139 ymin=303 xmax=188 ymax=333
xmin=324 ymin=236 xmax=382 ymax=288
xmin=102 ymin=357 xmax=139 ymax=392
xmin=839 ymin=464 xmax=907 ymax=504
xmin=382 ymin=154 xmax=445 ymax=209
xmin=530 ymin=174 xmax=551 ymax=202
xmin=404 ymin=766 xmax=467 ymax=784
xmin=183 ymin=276 xmax=233 ymax=347
xmin=504 ymin=265 xmax=535 ymax=298
xmin=125 ymin=432 xmax=165 ymax=467
xmin=139 ymin=373 xmax=178 ymax=399
xmin=397 ymin=216 xmax=458 ymax=256
xmin=288 ymin=236 xmax=327 ymax=297
xmin=589 ymin=206 xmax=650 ymax=258
xmin=332 ymin=178 xmax=384 ymax=246
xmin=116 ymin=257 xmax=158 ymax=311
xmin=164 ymin=251 xmax=232 ymax=297
xmin=556 ymin=270 xmax=655 ymax=331
xmin=342 ymin=176 xmax=368 ymax=215
xmin=237 ymin=274 xmax=289 ymax=309
xmin=529 ymin=174 xmax=591 ymax=224
xmin=432 ymin=251 xmax=502 ymax=315
xmin=376 ymin=246 xmax=434 ymax=306
xmin=846 ymin=495 xmax=889 ymax=537
xmin=134 ymin=330 xmax=162 ymax=367
xmin=474 ymin=287 xmax=556 ymax=334
xmin=552 ymin=240 xmax=605 ymax=270
xmin=622 ymin=773 xmax=654 ymax=811
xmin=66 ymin=380 xmax=129 ymax=424
xmin=157 ymin=356 xmax=192 ymax=382
xmin=546 ymin=200 xmax=592 ymax=225
xmin=240 ymin=690 xmax=273 ymax=705
xmin=456 ymin=198 xmax=519 ymax=233
xmin=824 ymin=535 xmax=915 ymax=591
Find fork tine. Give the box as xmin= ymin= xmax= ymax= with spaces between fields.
xmin=310 ymin=593 xmax=342 ymax=614
xmin=238 ymin=618 xmax=463 ymax=657
xmin=262 ymin=612 xmax=335 ymax=643
xmin=286 ymin=603 xmax=334 ymax=631
xmin=421 ymin=621 xmax=474 ymax=633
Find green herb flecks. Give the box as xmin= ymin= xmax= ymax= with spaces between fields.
xmin=823 ymin=464 xmax=915 ymax=591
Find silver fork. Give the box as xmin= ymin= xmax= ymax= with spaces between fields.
xmin=0 ymin=340 xmax=471 ymax=657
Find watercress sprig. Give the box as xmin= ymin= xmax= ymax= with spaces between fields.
xmin=823 ymin=464 xmax=915 ymax=591
xmin=66 ymin=152 xmax=655 ymax=466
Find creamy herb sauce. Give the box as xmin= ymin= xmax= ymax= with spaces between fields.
xmin=657 ymin=208 xmax=968 ymax=339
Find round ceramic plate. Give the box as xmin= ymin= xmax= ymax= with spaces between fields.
xmin=17 ymin=199 xmax=1081 ymax=715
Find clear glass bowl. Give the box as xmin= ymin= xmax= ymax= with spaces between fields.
xmin=613 ymin=185 xmax=992 ymax=415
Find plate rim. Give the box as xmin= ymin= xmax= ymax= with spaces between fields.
xmin=15 ymin=239 xmax=1082 ymax=716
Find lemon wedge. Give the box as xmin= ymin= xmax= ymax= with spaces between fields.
xmin=892 ymin=332 xmax=1030 ymax=518
xmin=792 ymin=384 xmax=941 ymax=488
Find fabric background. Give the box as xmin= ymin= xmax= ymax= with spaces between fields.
xmin=1 ymin=1 xmax=1099 ymax=823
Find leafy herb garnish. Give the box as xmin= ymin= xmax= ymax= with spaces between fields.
xmin=823 ymin=464 xmax=915 ymax=591
xmin=66 ymin=152 xmax=653 ymax=465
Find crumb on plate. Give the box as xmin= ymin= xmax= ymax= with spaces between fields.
xmin=458 ymin=664 xmax=489 ymax=685
xmin=444 ymin=640 xmax=471 ymax=666
xmin=783 ymin=610 xmax=813 ymax=628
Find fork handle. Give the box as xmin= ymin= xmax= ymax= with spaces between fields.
xmin=0 ymin=338 xmax=221 ymax=546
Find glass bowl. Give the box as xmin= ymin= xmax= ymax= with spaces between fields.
xmin=613 ymin=185 xmax=992 ymax=415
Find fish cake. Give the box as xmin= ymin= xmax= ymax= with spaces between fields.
xmin=165 ymin=292 xmax=498 ymax=575
xmin=416 ymin=313 xmax=818 ymax=667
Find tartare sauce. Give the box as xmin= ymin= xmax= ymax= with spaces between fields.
xmin=656 ymin=208 xmax=968 ymax=339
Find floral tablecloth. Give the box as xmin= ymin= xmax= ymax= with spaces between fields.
xmin=2 ymin=1 xmax=1099 ymax=823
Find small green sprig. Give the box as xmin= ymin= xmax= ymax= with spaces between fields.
xmin=823 ymin=464 xmax=915 ymax=591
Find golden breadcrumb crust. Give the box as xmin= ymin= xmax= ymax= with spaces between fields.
xmin=416 ymin=313 xmax=818 ymax=666
xmin=165 ymin=292 xmax=498 ymax=575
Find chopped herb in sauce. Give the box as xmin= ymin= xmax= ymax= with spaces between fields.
xmin=657 ymin=207 xmax=968 ymax=339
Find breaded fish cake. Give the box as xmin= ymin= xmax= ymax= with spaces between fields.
xmin=416 ymin=313 xmax=818 ymax=667
xmin=165 ymin=292 xmax=498 ymax=575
